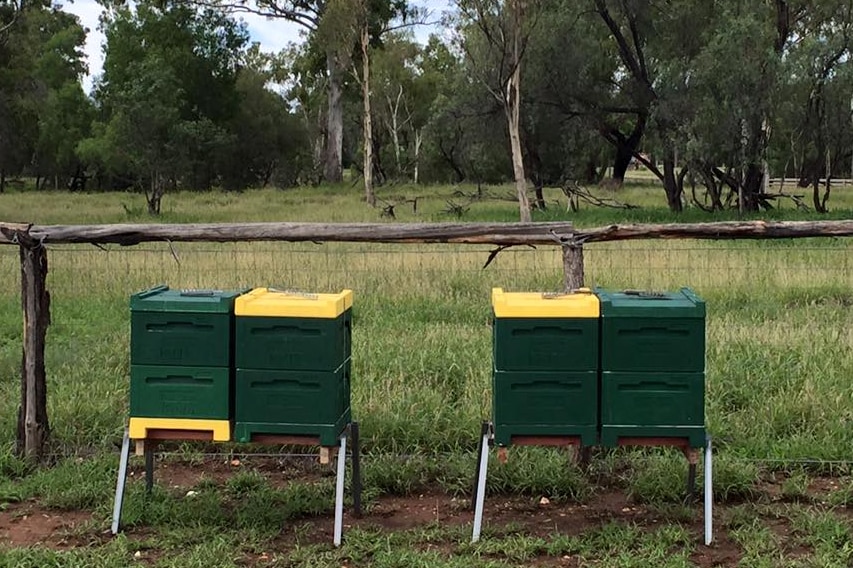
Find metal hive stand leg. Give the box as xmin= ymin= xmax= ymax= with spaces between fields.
xmin=333 ymin=432 xmax=348 ymax=547
xmin=471 ymin=422 xmax=492 ymax=543
xmin=111 ymin=428 xmax=132 ymax=535
xmin=471 ymin=422 xmax=490 ymax=509
xmin=704 ymin=436 xmax=713 ymax=546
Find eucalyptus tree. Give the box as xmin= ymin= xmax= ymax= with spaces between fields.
xmin=192 ymin=0 xmax=411 ymax=186
xmin=670 ymin=1 xmax=852 ymax=213
xmin=0 ymin=0 xmax=89 ymax=192
xmin=776 ymin=0 xmax=853 ymax=212
xmin=455 ymin=0 xmax=542 ymax=222
xmin=221 ymin=45 xmax=311 ymax=190
xmin=79 ymin=1 xmax=248 ymax=211
xmin=342 ymin=0 xmax=414 ymax=205
xmin=417 ymin=36 xmax=512 ymax=184
xmin=368 ymin=33 xmax=442 ymax=183
xmin=523 ymin=0 xmax=689 ymax=208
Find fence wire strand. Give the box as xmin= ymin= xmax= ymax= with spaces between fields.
xmin=0 ymin=241 xmax=852 ymax=466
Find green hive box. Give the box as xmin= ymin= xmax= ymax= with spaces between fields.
xmin=491 ymin=288 xmax=600 ymax=446
xmin=598 ymin=371 xmax=705 ymax=448
xmin=492 ymin=370 xmax=598 ymax=446
xmin=234 ymin=311 xmax=351 ymax=371
xmin=130 ymin=285 xmax=243 ymax=367
xmin=234 ymin=288 xmax=352 ymax=371
xmin=233 ymin=288 xmax=354 ymax=446
xmin=596 ymin=287 xmax=705 ymax=373
xmin=595 ymin=287 xmax=706 ymax=448
xmin=130 ymin=365 xmax=231 ymax=419
xmin=492 ymin=318 xmax=599 ymax=371
xmin=234 ymin=360 xmax=351 ymax=446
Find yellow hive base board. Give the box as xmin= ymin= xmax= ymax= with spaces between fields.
xmin=129 ymin=417 xmax=231 ymax=442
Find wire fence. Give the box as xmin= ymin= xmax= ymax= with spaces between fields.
xmin=0 ymin=240 xmax=852 ymax=468
xmin=1 ymin=239 xmax=851 ymax=300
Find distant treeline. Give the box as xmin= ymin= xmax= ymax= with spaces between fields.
xmin=1 ymin=1 xmax=852 ymax=213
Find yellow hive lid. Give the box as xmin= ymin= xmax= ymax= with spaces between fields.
xmin=491 ymin=287 xmax=599 ymax=318
xmin=235 ymin=288 xmax=353 ymax=318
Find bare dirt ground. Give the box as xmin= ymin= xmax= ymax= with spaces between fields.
xmin=1 ymin=458 xmax=849 ymax=567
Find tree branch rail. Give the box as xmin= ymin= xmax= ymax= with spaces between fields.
xmin=1 ymin=220 xmax=852 ymax=248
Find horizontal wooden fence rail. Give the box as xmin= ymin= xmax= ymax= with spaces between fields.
xmin=3 ymin=218 xmax=853 ymax=460
xmin=2 ymin=219 xmax=853 ymax=247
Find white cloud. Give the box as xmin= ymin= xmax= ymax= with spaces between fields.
xmin=61 ymin=0 xmax=455 ymax=95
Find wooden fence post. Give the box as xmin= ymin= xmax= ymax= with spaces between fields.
xmin=18 ymin=238 xmax=50 ymax=461
xmin=561 ymin=241 xmax=585 ymax=291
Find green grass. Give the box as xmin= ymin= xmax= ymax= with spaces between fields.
xmin=0 ymin=175 xmax=852 ymax=565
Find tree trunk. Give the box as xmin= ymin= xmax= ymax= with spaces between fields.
xmin=17 ymin=241 xmax=50 ymax=461
xmin=663 ymin=152 xmax=682 ymax=213
xmin=371 ymin=134 xmax=386 ymax=185
xmin=312 ymin=113 xmax=325 ymax=185
xmin=741 ymin=163 xmax=764 ymax=212
xmin=583 ymin=161 xmax=603 ymax=184
xmin=0 ymin=169 xmax=5 ymax=193
xmin=439 ymin=138 xmax=465 ymax=182
xmin=612 ymin=143 xmax=635 ymax=185
xmin=815 ymin=148 xmax=830 ymax=213
xmin=361 ymin=26 xmax=375 ymax=207
xmin=610 ymin=119 xmax=647 ymax=186
xmin=507 ymin=4 xmax=531 ymax=223
xmin=506 ymin=100 xmax=531 ymax=221
xmin=387 ymin=87 xmax=404 ymax=176
xmin=523 ymin=128 xmax=546 ymax=210
xmin=146 ymin=173 xmax=164 ymax=215
xmin=324 ymin=51 xmax=345 ymax=184
xmin=413 ymin=129 xmax=422 ymax=184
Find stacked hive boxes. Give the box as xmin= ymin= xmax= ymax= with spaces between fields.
xmin=596 ymin=288 xmax=706 ymax=448
xmin=491 ymin=288 xmax=600 ymax=446
xmin=233 ymin=288 xmax=353 ymax=446
xmin=491 ymin=287 xmax=706 ymax=448
xmin=128 ymin=286 xmax=242 ymax=441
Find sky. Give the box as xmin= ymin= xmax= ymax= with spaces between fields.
xmin=62 ymin=0 xmax=455 ymax=94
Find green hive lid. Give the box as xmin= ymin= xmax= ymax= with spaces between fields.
xmin=130 ymin=285 xmax=244 ymax=313
xmin=595 ymin=287 xmax=705 ymax=318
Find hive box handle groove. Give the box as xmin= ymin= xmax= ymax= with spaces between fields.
xmin=250 ymin=326 xmax=321 ymax=336
xmin=617 ymin=381 xmax=689 ymax=392
xmin=510 ymin=381 xmax=581 ymax=391
xmin=617 ymin=327 xmax=688 ymax=336
xmin=146 ymin=322 xmax=215 ymax=332
xmin=512 ymin=327 xmax=582 ymax=336
xmin=145 ymin=376 xmax=214 ymax=385
xmin=250 ymin=379 xmax=321 ymax=390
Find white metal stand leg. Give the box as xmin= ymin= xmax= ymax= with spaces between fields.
xmin=111 ymin=428 xmax=132 ymax=535
xmin=704 ymin=436 xmax=713 ymax=546
xmin=333 ymin=434 xmax=348 ymax=547
xmin=471 ymin=430 xmax=491 ymax=543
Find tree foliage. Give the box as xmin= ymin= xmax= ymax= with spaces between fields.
xmin=7 ymin=0 xmax=853 ymax=215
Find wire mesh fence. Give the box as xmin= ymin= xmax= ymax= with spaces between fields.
xmin=0 ymin=239 xmax=851 ymax=465
xmin=1 ymin=239 xmax=851 ymax=300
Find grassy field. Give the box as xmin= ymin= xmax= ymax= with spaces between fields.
xmin=0 ymin=178 xmax=851 ymax=566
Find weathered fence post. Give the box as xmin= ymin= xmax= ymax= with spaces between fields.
xmin=18 ymin=234 xmax=50 ymax=460
xmin=561 ymin=240 xmax=585 ymax=291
